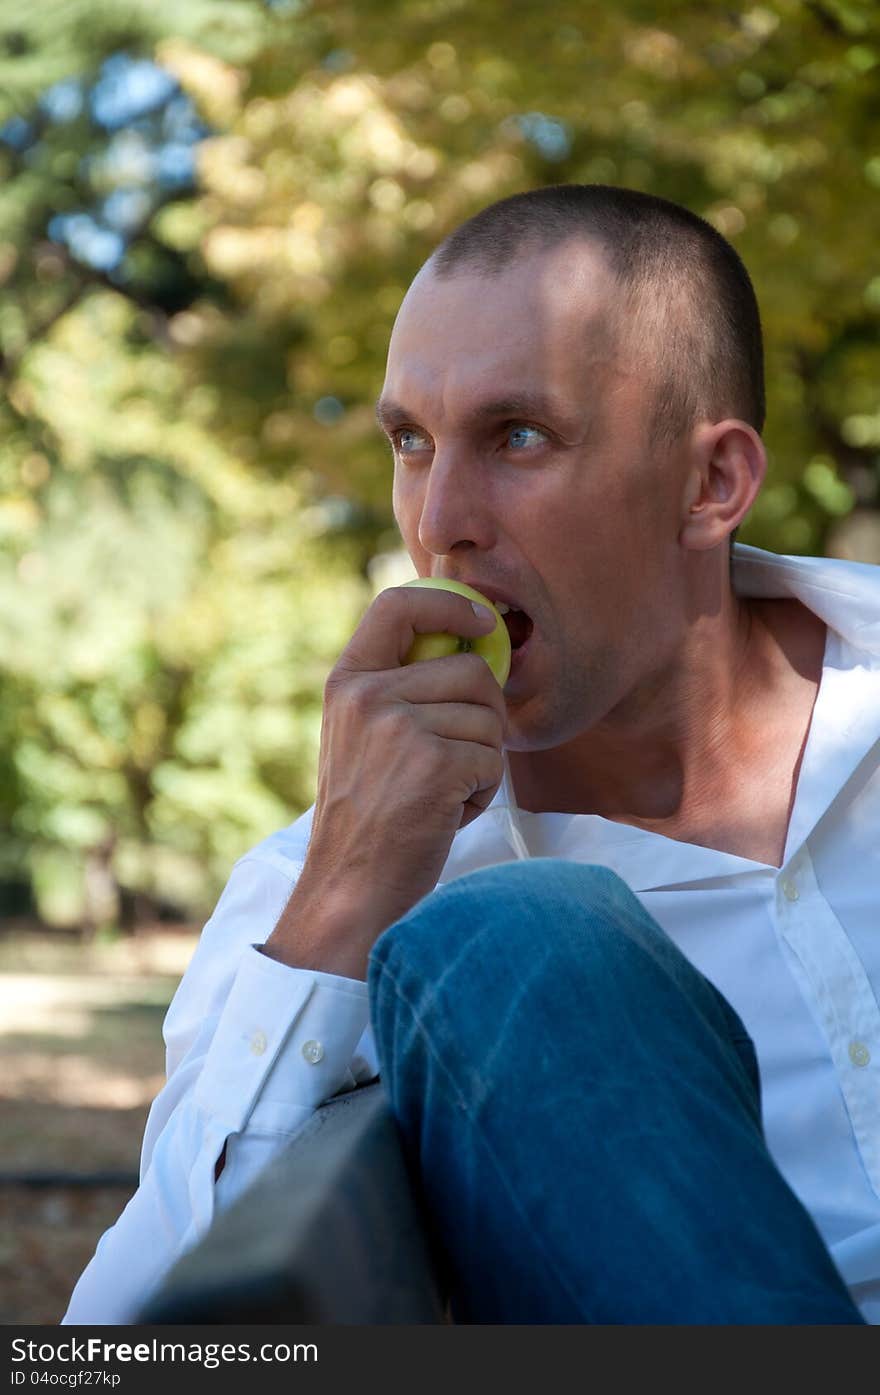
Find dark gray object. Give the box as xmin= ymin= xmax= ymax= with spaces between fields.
xmin=139 ymin=1082 xmax=447 ymax=1324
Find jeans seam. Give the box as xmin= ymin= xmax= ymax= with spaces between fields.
xmin=375 ymin=957 xmax=593 ymax=1322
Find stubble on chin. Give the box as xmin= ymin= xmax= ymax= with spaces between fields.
xmin=505 ymin=676 xmax=599 ymax=755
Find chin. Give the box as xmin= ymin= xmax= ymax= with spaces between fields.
xmin=505 ymin=678 xmax=611 ymax=753
xmin=502 ymin=701 xmax=576 ymax=754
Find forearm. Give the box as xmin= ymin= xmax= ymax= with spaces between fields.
xmin=263 ymin=867 xmax=400 ymax=980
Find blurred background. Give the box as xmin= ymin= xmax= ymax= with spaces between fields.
xmin=2 ymin=0 xmax=879 ymax=1321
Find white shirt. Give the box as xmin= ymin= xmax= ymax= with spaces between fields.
xmin=63 ymin=543 xmax=880 ymax=1325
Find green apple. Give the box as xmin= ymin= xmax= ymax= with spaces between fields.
xmin=401 ymin=577 xmax=511 ymax=688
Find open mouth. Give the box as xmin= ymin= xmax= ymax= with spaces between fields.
xmin=498 ymin=605 xmax=534 ymax=652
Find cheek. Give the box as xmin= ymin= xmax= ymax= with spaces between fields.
xmin=392 ymin=471 xmax=418 ymax=535
xmin=390 ymin=465 xmax=405 ymax=520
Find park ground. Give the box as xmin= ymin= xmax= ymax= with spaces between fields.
xmin=0 ymin=923 xmax=199 ymax=1324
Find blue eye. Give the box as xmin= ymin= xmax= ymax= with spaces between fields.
xmin=508 ymin=425 xmax=544 ymax=449
xmin=394 ymin=428 xmax=430 ymax=453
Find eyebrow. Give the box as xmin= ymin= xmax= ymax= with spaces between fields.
xmin=374 ymin=391 xmax=581 ymax=435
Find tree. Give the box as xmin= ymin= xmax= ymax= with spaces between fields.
xmin=167 ymin=0 xmax=880 ymax=554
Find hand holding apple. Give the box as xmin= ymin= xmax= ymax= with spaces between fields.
xmin=401 ymin=577 xmax=512 ymax=688
xmin=263 ymin=583 xmax=508 ymax=979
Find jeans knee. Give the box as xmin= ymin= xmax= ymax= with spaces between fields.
xmin=368 ymin=857 xmax=662 ymax=1006
xmin=368 ymin=859 xmax=763 ymax=1138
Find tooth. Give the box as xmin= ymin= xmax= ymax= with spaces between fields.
xmin=496 ymin=603 xmax=510 ymax=615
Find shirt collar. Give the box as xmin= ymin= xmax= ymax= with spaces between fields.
xmin=732 ymin=543 xmax=880 ymax=654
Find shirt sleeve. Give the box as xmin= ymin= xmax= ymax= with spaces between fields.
xmin=60 ymin=850 xmax=377 ymax=1325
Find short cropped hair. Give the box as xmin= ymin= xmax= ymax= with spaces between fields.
xmin=431 ymin=184 xmax=765 ymax=452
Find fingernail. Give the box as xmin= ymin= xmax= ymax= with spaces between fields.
xmin=471 ymin=602 xmax=495 ymax=623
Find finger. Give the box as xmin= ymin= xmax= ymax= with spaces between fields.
xmin=326 ymin=648 xmax=509 ymax=750
xmin=460 ymin=789 xmax=501 ymax=829
xmin=390 ymin=645 xmax=506 ymax=703
xmin=341 ymin=586 xmax=498 ymax=674
xmin=441 ymin=737 xmax=505 ymax=805
xmin=412 ymin=701 xmax=505 ymax=751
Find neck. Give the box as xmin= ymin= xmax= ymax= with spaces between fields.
xmin=507 ymin=589 xmax=825 ymax=826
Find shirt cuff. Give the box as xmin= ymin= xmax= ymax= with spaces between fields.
xmin=194 ymin=945 xmax=370 ymax=1135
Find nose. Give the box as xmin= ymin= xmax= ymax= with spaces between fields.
xmin=415 ymin=448 xmax=496 ymax=558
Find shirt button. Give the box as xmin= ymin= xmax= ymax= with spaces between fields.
xmin=302 ymin=1039 xmax=325 ymax=1065
xmin=250 ymin=1029 xmax=268 ymax=1056
xmin=849 ymin=1040 xmax=871 ymax=1068
xmin=781 ymin=878 xmax=799 ymax=902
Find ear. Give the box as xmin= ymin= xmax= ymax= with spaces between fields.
xmin=678 ymin=420 xmax=766 ymax=552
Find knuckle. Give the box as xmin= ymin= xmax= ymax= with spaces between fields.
xmin=377 ymin=702 xmax=412 ymax=742
xmin=348 ymin=676 xmax=381 ymax=717
xmin=376 ymin=586 xmax=407 ymax=619
xmin=422 ymin=727 xmax=449 ymax=763
xmin=482 ymin=746 xmax=503 ymax=783
xmin=323 ymin=661 xmax=349 ymax=698
xmin=326 ymin=672 xmax=376 ymax=720
xmin=373 ymin=587 xmax=395 ymax=613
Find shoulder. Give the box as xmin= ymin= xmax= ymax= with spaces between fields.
xmin=749 ymin=597 xmax=828 ymax=679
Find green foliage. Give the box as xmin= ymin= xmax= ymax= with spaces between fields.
xmin=1 ymin=0 xmax=879 ymax=923
xmin=0 ymin=0 xmax=266 ymax=117
xmin=0 ymin=285 xmax=369 ymax=922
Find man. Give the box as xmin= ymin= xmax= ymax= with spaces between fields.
xmin=64 ymin=185 xmax=878 ymax=1324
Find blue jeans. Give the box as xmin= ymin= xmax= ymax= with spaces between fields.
xmin=367 ymin=859 xmax=865 ymax=1324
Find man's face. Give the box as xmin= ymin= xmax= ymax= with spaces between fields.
xmin=377 ymin=239 xmax=690 ymax=751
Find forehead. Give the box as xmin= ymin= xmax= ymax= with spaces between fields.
xmin=380 ymin=241 xmax=622 ymax=423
